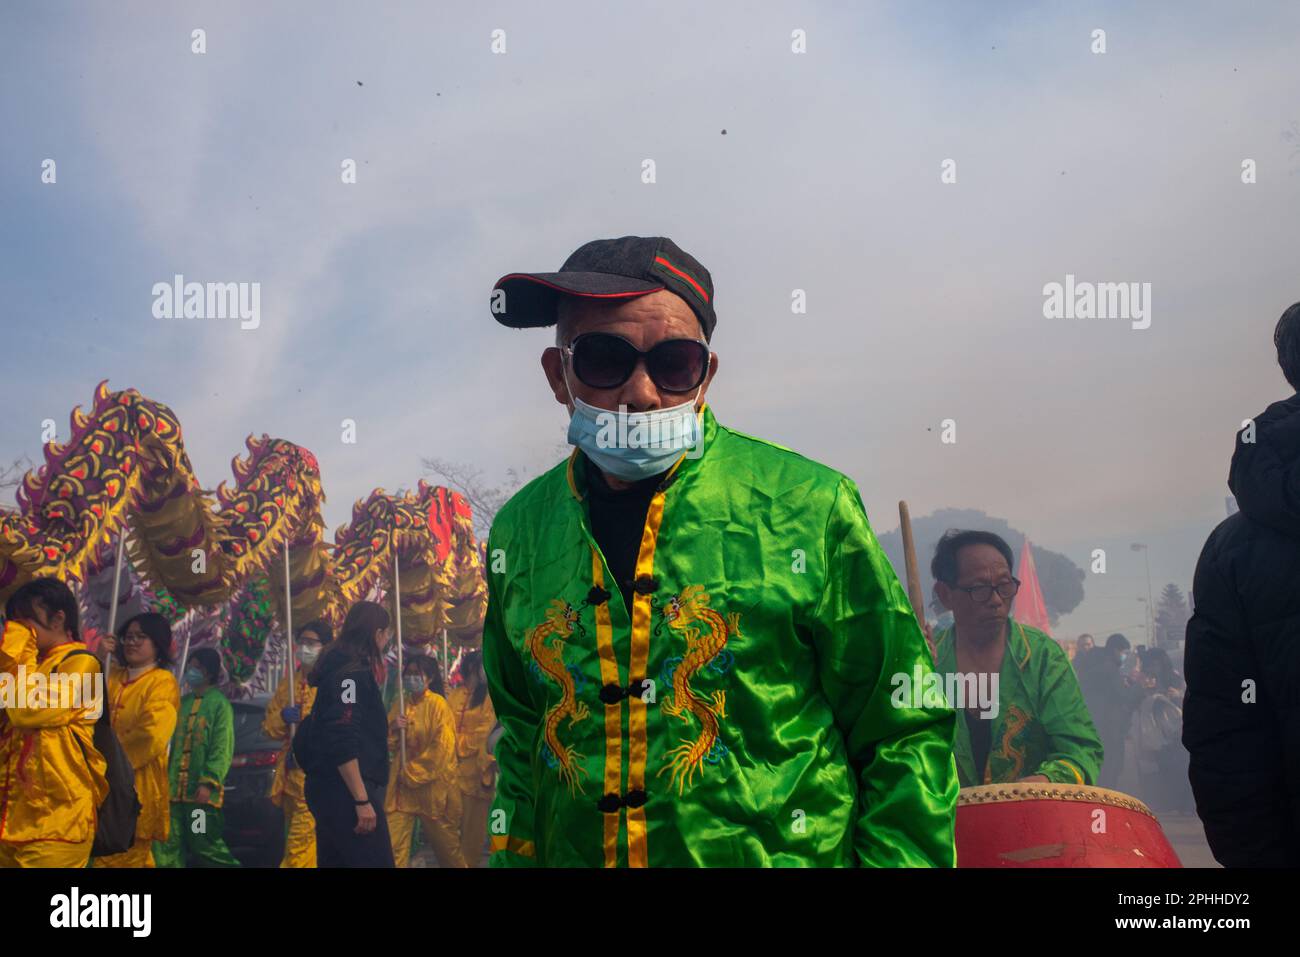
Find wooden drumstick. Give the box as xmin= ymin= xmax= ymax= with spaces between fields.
xmin=898 ymin=501 xmax=930 ymax=643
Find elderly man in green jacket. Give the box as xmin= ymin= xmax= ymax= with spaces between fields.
xmin=483 ymin=235 xmax=957 ymax=867
xmin=928 ymin=530 xmax=1103 ymax=788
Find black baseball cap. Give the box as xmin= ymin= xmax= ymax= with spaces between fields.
xmin=491 ymin=236 xmax=716 ymax=341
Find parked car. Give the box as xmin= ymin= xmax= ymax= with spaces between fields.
xmin=223 ymin=695 xmax=286 ymax=867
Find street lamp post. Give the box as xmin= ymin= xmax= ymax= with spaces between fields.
xmin=1131 ymin=543 xmax=1155 ymax=647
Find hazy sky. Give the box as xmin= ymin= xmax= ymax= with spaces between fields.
xmin=3 ymin=1 xmax=1298 ymax=642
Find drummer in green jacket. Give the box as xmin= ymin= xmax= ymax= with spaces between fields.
xmin=928 ymin=530 xmax=1103 ymax=788
xmin=483 ymin=236 xmax=958 ymax=868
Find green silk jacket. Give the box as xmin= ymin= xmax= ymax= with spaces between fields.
xmin=167 ymin=687 xmax=235 ymax=808
xmin=932 ymin=618 xmax=1103 ymax=788
xmin=484 ymin=405 xmax=957 ymax=867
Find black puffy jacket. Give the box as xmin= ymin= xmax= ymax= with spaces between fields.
xmin=1184 ymin=392 xmax=1300 ymax=867
xmin=301 ymin=649 xmax=390 ymax=791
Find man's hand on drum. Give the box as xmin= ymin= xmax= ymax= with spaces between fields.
xmin=1018 ymin=774 xmax=1050 ymax=783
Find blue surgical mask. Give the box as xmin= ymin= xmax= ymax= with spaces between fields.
xmin=184 ymin=668 xmax=205 ymax=687
xmin=403 ymin=675 xmax=426 ymax=695
xmin=564 ymin=369 xmax=703 ymax=482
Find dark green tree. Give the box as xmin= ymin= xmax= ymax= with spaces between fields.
xmin=1154 ymin=583 xmax=1190 ymax=648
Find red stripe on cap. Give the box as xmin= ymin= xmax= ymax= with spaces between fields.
xmin=653 ymin=257 xmax=709 ymax=303
xmin=496 ymin=274 xmax=663 ymax=300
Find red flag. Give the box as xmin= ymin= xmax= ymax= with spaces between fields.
xmin=1014 ymin=537 xmax=1052 ymax=635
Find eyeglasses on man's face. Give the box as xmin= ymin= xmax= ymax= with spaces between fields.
xmin=952 ymin=578 xmax=1021 ymax=603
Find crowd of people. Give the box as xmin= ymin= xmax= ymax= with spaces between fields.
xmin=0 ymin=579 xmax=498 ymax=868
xmin=1072 ymin=633 xmax=1193 ymax=814
xmin=0 ymin=532 xmax=1195 ymax=871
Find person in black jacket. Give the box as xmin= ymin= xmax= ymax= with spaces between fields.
xmin=1184 ymin=301 xmax=1300 ymax=867
xmin=1076 ymin=634 xmax=1144 ymax=789
xmin=302 ymin=601 xmax=396 ymax=867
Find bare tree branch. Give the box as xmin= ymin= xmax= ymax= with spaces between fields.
xmin=0 ymin=456 xmax=33 ymax=509
xmin=422 ymin=444 xmax=569 ymax=541
xmin=420 ymin=458 xmax=515 ymax=541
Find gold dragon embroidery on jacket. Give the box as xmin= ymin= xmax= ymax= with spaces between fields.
xmin=985 ymin=704 xmax=1030 ymax=783
xmin=657 ymin=584 xmax=741 ymax=794
xmin=526 ymin=599 xmax=591 ymax=794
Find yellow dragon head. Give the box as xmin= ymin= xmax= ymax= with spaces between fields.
xmin=545 ymin=599 xmax=580 ymax=636
xmin=664 ymin=584 xmax=710 ymax=628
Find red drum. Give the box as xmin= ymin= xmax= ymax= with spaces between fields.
xmin=956 ymin=783 xmax=1182 ymax=868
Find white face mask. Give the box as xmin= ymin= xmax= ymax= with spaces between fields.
xmin=563 ymin=365 xmax=703 ymax=481
xmin=298 ymin=646 xmax=320 ymax=667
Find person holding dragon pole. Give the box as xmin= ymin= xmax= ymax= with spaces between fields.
xmin=446 ymin=648 xmax=498 ymax=867
xmin=483 ymin=236 xmax=957 ymax=867
xmin=263 ymin=620 xmax=332 ymax=868
xmin=385 ymin=654 xmax=467 ymax=868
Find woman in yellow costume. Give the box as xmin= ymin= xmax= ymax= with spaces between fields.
xmin=386 ymin=654 xmax=467 ymax=868
xmin=262 ymin=619 xmax=331 ymax=867
xmin=446 ymin=649 xmax=496 ymax=867
xmin=94 ymin=611 xmax=180 ymax=867
xmin=0 ymin=579 xmax=108 ymax=868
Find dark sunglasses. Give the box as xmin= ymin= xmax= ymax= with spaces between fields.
xmin=563 ymin=333 xmax=709 ymax=393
